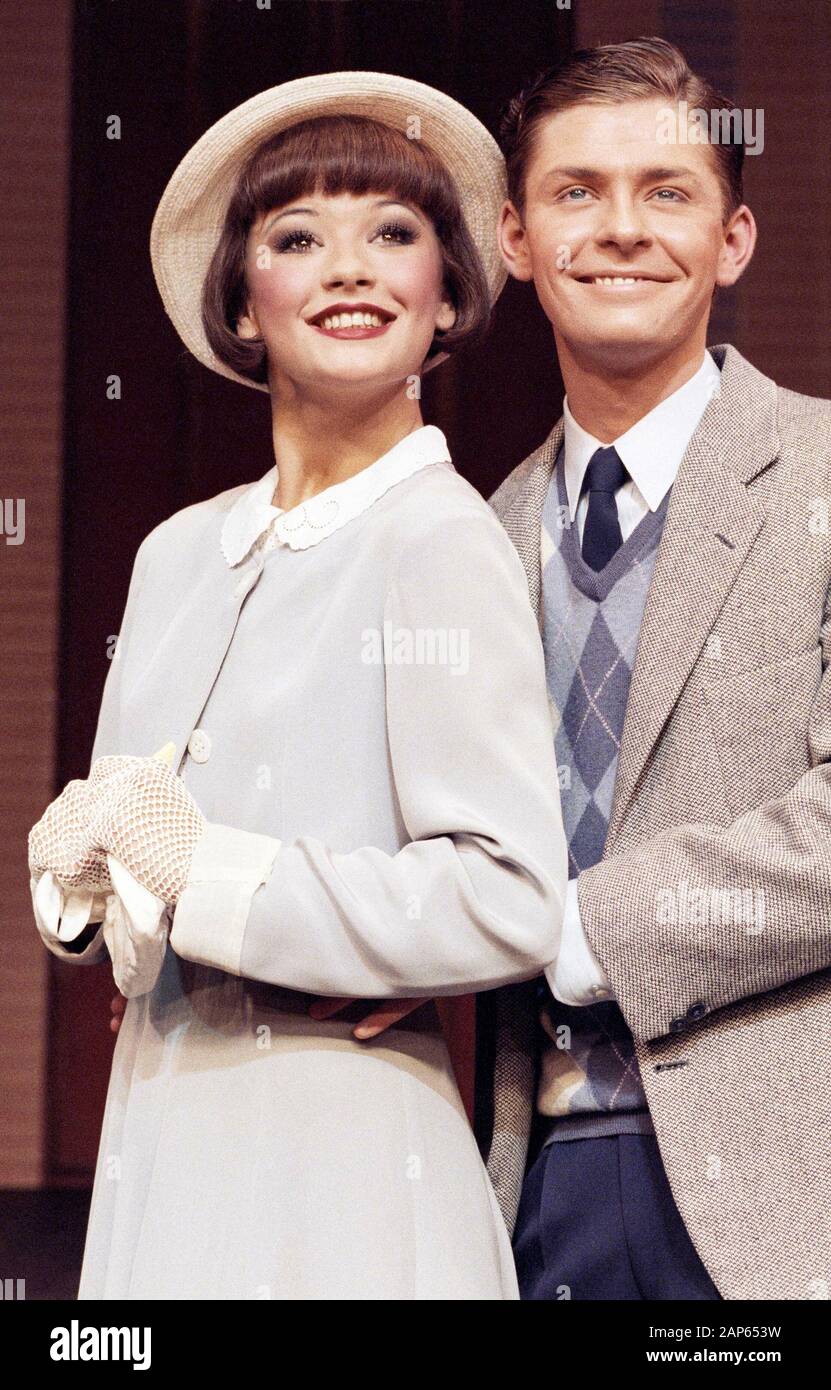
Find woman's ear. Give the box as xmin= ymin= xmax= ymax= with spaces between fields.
xmin=435 ymin=297 xmax=457 ymax=333
xmin=236 ymin=296 xmax=261 ymax=340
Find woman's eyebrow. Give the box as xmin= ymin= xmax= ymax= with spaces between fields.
xmin=261 ymin=206 xmax=319 ymax=236
xmin=374 ymin=197 xmax=426 ymax=222
xmin=260 ymin=198 xmax=426 ymax=239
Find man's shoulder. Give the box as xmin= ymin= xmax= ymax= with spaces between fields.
xmin=717 ymin=343 xmax=831 ymax=445
xmin=771 ymin=379 xmax=831 ymax=494
xmin=488 ymin=426 xmax=562 ymax=520
xmin=775 ymin=380 xmax=831 ymax=437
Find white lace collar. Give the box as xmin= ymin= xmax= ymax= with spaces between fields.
xmin=221 ymin=424 xmax=452 ymax=566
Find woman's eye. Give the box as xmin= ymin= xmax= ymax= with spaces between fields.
xmin=373 ymin=220 xmax=418 ymax=245
xmin=274 ymin=228 xmax=317 ymax=252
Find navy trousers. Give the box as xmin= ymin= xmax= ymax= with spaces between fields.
xmin=513 ymin=1132 xmax=722 ymax=1300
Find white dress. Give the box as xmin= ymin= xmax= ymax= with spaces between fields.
xmin=33 ymin=424 xmax=568 ymax=1299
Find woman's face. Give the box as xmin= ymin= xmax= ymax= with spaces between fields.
xmin=238 ymin=189 xmax=457 ymax=395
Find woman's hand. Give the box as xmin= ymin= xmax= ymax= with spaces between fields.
xmin=28 ymin=745 xmax=182 ymax=895
xmin=110 ymin=991 xmax=126 ymax=1034
xmin=30 ymin=754 xmax=205 ymax=906
xmin=85 ymin=755 xmax=206 ymax=905
xmin=28 ymin=776 xmax=113 ymax=892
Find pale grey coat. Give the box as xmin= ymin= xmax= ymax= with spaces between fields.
xmin=40 ymin=454 xmax=568 ymax=1299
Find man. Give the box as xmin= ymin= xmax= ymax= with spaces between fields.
xmin=480 ymin=35 xmax=831 ymax=1300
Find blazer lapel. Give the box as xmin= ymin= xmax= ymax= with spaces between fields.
xmin=605 ymin=345 xmax=778 ymax=847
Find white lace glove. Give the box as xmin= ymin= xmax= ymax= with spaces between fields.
xmin=28 ymin=743 xmax=204 ymax=997
xmin=29 ymin=751 xmax=207 ymax=906
xmin=28 ymin=772 xmax=114 ymax=896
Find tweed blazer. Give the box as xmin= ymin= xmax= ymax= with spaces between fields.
xmin=482 ymin=343 xmax=831 ymax=1301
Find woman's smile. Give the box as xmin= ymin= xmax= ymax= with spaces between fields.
xmin=305 ymin=300 xmax=397 ymax=339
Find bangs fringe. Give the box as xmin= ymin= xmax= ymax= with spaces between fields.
xmin=232 ymin=115 xmax=458 ymax=232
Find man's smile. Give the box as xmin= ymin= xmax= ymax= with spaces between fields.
xmin=572 ymin=272 xmax=674 ymax=289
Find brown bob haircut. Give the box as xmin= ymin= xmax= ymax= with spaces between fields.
xmin=202 ymin=113 xmax=492 ymax=388
xmin=499 ymin=36 xmax=745 ymax=224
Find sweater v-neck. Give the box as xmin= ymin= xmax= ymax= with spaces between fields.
xmin=551 ymin=446 xmax=672 ymax=602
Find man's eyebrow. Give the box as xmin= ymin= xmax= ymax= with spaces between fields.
xmin=638 ymin=166 xmax=703 ymax=184
xmin=260 ymin=198 xmax=425 ymax=239
xmin=541 ymin=165 xmax=703 ymax=185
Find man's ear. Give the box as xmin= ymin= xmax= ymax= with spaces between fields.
xmin=716 ymin=204 xmax=757 ymax=289
xmin=498 ymin=199 xmax=534 ymax=283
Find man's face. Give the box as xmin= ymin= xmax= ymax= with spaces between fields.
xmin=499 ymin=98 xmax=755 ymax=374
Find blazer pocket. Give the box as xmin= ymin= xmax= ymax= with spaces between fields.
xmin=702 ymin=646 xmax=823 ymax=818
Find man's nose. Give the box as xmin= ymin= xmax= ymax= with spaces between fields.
xmin=595 ymin=195 xmax=652 ymax=252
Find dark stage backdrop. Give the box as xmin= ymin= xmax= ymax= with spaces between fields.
xmin=46 ymin=0 xmax=831 ymax=1182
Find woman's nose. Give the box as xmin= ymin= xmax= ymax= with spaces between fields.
xmin=320 ymin=239 xmax=375 ymax=291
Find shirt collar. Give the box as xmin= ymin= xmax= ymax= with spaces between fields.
xmin=561 ymin=349 xmax=722 ymax=521
xmin=221 ymin=423 xmax=452 ymax=566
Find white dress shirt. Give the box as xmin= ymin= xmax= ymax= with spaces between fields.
xmin=547 ymin=350 xmax=722 ymax=1006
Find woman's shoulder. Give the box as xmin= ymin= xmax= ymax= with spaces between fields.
xmin=135 ymin=479 xmax=254 ymax=569
xmin=380 ymin=461 xmax=510 ymax=537
xmin=377 ymin=461 xmax=523 ymax=565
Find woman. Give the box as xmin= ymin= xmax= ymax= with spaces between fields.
xmin=28 ymin=72 xmax=567 ymax=1300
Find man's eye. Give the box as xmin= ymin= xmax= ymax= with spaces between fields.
xmin=561 ymin=187 xmax=591 ymax=201
xmin=373 ymin=221 xmax=417 ymax=244
xmin=274 ymin=229 xmax=317 ymax=252
xmin=653 ymin=188 xmax=683 ymax=201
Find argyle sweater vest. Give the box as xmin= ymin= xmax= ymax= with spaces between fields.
xmin=536 ymin=447 xmax=672 ymax=1143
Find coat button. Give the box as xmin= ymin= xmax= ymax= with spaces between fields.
xmin=187 ymin=728 xmax=211 ymax=763
xmin=669 ymin=1016 xmax=686 ymax=1033
xmin=687 ymin=1001 xmax=707 ymax=1020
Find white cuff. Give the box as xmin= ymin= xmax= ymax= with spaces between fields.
xmin=30 ymin=871 xmax=107 ymax=961
xmin=30 ymin=859 xmax=168 ymax=996
xmin=170 ymin=822 xmax=282 ymax=975
xmin=102 ymin=856 xmax=170 ymax=998
xmin=544 ymin=877 xmax=614 ymax=1006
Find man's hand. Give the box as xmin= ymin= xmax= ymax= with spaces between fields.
xmin=110 ymin=991 xmax=126 ymax=1034
xmin=308 ymin=996 xmax=429 ymax=1039
xmin=112 ymin=989 xmax=429 ymax=1040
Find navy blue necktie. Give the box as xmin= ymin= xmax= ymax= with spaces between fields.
xmin=580 ymin=446 xmax=628 ymax=571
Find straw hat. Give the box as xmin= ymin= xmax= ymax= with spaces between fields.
xmin=149 ymin=71 xmax=508 ymax=392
